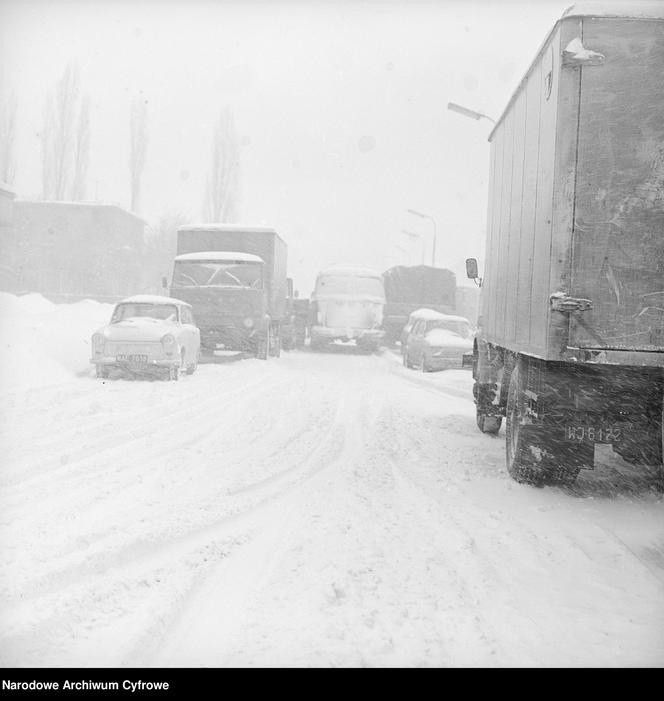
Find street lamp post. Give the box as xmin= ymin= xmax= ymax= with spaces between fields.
xmin=401 ymin=229 xmax=425 ymax=265
xmin=406 ymin=209 xmax=437 ymax=266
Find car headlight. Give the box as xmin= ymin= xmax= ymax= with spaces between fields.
xmin=92 ymin=333 xmax=106 ymax=353
xmin=161 ymin=334 xmax=177 ymax=354
xmin=243 ymin=317 xmax=254 ymax=328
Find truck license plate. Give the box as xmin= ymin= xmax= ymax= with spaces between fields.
xmin=564 ymin=425 xmax=622 ymax=443
xmin=116 ymin=354 xmax=148 ymax=364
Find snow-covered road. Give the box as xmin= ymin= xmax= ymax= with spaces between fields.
xmin=1 ymin=296 xmax=663 ymax=667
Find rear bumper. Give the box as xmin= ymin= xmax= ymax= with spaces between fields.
xmin=199 ymin=325 xmax=260 ymax=351
xmin=91 ymin=356 xmax=179 ymax=368
xmin=426 ymin=356 xmax=467 ymax=371
xmin=311 ymin=326 xmax=385 ymax=341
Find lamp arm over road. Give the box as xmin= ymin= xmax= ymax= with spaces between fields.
xmin=406 ymin=209 xmax=437 ymax=266
xmin=447 ymin=101 xmax=496 ymax=125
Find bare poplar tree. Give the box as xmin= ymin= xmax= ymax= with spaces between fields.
xmin=40 ymin=63 xmax=90 ymax=201
xmin=129 ymin=95 xmax=148 ymax=213
xmin=203 ymin=107 xmax=240 ymax=222
xmin=71 ymin=95 xmax=90 ymax=200
xmin=0 ymin=92 xmax=17 ymax=184
xmin=144 ymin=209 xmax=189 ymax=290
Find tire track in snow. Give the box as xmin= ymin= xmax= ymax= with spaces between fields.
xmin=1 ymin=375 xmax=325 ymax=598
xmin=1 ymin=370 xmax=276 ymax=489
xmin=130 ymin=385 xmax=357 ymax=666
xmin=1 ymin=383 xmax=354 ymax=666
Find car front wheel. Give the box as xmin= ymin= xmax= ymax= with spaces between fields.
xmin=186 ymin=349 xmax=199 ymax=375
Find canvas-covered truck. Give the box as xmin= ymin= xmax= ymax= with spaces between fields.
xmin=382 ymin=265 xmax=456 ymax=346
xmin=467 ymin=1 xmax=664 ymax=485
xmin=168 ymin=225 xmax=287 ymax=359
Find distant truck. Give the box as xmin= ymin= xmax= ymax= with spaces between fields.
xmin=467 ymin=2 xmax=664 ymax=485
xmin=168 ymin=225 xmax=287 ymax=359
xmin=309 ymin=264 xmax=385 ymax=352
xmin=381 ymin=265 xmax=456 ymax=346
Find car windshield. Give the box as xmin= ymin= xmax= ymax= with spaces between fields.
xmin=173 ymin=261 xmax=263 ymax=288
xmin=317 ymin=275 xmax=384 ymax=297
xmin=426 ymin=319 xmax=472 ymax=338
xmin=111 ymin=303 xmax=178 ymax=323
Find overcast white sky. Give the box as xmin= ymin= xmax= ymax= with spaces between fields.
xmin=0 ymin=0 xmax=573 ymax=293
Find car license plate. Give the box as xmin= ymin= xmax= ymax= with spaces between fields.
xmin=563 ymin=425 xmax=622 ymax=443
xmin=116 ymin=354 xmax=148 ymax=364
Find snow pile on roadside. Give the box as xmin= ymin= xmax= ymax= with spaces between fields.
xmin=0 ymin=293 xmax=113 ymax=392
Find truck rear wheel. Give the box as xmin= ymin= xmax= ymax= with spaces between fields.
xmin=256 ymin=333 xmax=269 ymax=360
xmin=477 ymin=412 xmax=502 ymax=435
xmin=613 ymin=414 xmax=663 ymax=467
xmin=473 ymin=382 xmax=501 ymax=435
xmin=506 ymin=361 xmax=581 ymax=486
xmin=270 ymin=326 xmax=281 ymax=358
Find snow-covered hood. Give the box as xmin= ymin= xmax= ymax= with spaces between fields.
xmin=97 ymin=318 xmax=177 ymax=342
xmin=425 ymin=328 xmax=472 ymax=350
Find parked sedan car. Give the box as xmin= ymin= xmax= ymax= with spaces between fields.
xmin=399 ymin=308 xmax=442 ymax=355
xmin=91 ymin=295 xmax=200 ymax=380
xmin=402 ymin=310 xmax=473 ymax=372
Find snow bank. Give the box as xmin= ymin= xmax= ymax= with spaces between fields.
xmin=0 ymin=293 xmax=114 ymax=392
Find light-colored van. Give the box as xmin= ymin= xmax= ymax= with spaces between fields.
xmin=310 ymin=264 xmax=385 ymax=351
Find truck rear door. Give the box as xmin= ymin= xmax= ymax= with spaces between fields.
xmin=569 ymin=17 xmax=664 ymax=352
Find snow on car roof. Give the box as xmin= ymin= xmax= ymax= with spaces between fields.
xmin=318 ymin=263 xmax=382 ymax=278
xmin=410 ymin=308 xmax=471 ymax=323
xmin=174 ymin=251 xmax=264 ymax=263
xmin=117 ymin=294 xmax=190 ymax=307
xmin=177 ymin=224 xmax=278 ymax=234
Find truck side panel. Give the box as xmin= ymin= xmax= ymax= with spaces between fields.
xmin=496 ymin=106 xmax=515 ymax=344
xmin=482 ymin=108 xmax=505 ymax=341
xmin=569 ymin=18 xmax=664 ymax=352
xmin=516 ymin=63 xmax=543 ymax=348
xmin=484 ymin=28 xmax=561 ymax=358
xmin=480 ymin=131 xmax=497 ymax=327
xmin=529 ymin=28 xmax=561 ymax=358
xmin=504 ymin=87 xmax=527 ymax=345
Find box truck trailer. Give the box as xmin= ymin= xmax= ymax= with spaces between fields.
xmin=467 ymin=1 xmax=664 ymax=484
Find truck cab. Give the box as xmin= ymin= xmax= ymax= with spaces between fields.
xmin=169 ymin=225 xmax=288 ymax=360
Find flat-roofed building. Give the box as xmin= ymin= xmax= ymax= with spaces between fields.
xmin=4 ymin=201 xmax=145 ymax=302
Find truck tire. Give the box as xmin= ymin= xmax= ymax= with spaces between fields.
xmin=505 ymin=361 xmax=582 ymax=486
xmin=270 ymin=326 xmax=281 ymax=358
xmin=614 ymin=440 xmax=662 ymax=466
xmin=256 ymin=333 xmax=269 ymax=360
xmin=95 ymin=365 xmax=109 ymax=379
xmin=473 ymin=382 xmax=501 ymax=435
xmin=186 ymin=351 xmax=199 ymax=375
xmin=613 ymin=416 xmax=663 ymax=467
xmin=477 ymin=412 xmax=502 ymax=435
xmin=310 ymin=336 xmax=325 ymax=352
